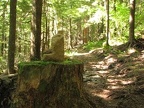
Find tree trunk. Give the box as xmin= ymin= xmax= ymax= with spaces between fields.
xmin=83 ymin=27 xmax=89 ymax=44
xmin=129 ymin=0 xmax=136 ymax=43
xmin=1 ymin=2 xmax=7 ymax=56
xmin=83 ymin=16 xmax=89 ymax=44
xmin=12 ymin=61 xmax=94 ymax=108
xmin=30 ymin=0 xmax=42 ymax=61
xmin=8 ymin=0 xmax=17 ymax=74
xmin=77 ymin=19 xmax=82 ymax=44
xmin=69 ymin=18 xmax=73 ymax=48
xmin=106 ymin=0 xmax=110 ymax=46
xmin=113 ymin=0 xmax=116 ymax=11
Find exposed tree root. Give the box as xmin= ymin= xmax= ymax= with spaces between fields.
xmin=117 ymin=38 xmax=144 ymax=51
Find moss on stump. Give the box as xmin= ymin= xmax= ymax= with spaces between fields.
xmin=12 ymin=61 xmax=94 ymax=108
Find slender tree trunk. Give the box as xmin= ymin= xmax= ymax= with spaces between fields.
xmin=82 ymin=16 xmax=89 ymax=44
xmin=77 ymin=19 xmax=82 ymax=45
xmin=90 ymin=24 xmax=96 ymax=41
xmin=43 ymin=0 xmax=50 ymax=50
xmin=1 ymin=3 xmax=7 ymax=56
xmin=1 ymin=1 xmax=9 ymax=57
xmin=41 ymin=31 xmax=45 ymax=53
xmin=129 ymin=0 xmax=136 ymax=43
xmin=1 ymin=34 xmax=5 ymax=56
xmin=98 ymin=20 xmax=104 ymax=37
xmin=83 ymin=17 xmax=89 ymax=44
xmin=46 ymin=22 xmax=50 ymax=49
xmin=1 ymin=19 xmax=5 ymax=56
xmin=113 ymin=0 xmax=117 ymax=37
xmin=106 ymin=0 xmax=110 ymax=46
xmin=69 ymin=18 xmax=73 ymax=48
xmin=8 ymin=0 xmax=17 ymax=74
xmin=113 ymin=0 xmax=116 ymax=11
xmin=30 ymin=0 xmax=42 ymax=61
xmin=83 ymin=28 xmax=89 ymax=44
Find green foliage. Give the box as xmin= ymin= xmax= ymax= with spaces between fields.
xmin=83 ymin=40 xmax=105 ymax=51
xmin=0 ymin=57 xmax=7 ymax=73
xmin=110 ymin=2 xmax=129 ymax=42
xmin=135 ymin=1 xmax=144 ymax=38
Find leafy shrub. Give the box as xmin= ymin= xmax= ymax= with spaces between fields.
xmin=83 ymin=40 xmax=105 ymax=51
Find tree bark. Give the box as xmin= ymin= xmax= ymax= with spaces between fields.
xmin=129 ymin=0 xmax=136 ymax=43
xmin=106 ymin=0 xmax=110 ymax=46
xmin=30 ymin=0 xmax=42 ymax=61
xmin=69 ymin=18 xmax=73 ymax=48
xmin=12 ymin=61 xmax=94 ymax=108
xmin=8 ymin=0 xmax=17 ymax=74
xmin=83 ymin=16 xmax=89 ymax=44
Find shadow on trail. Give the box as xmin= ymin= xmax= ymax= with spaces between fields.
xmin=72 ymin=48 xmax=144 ymax=108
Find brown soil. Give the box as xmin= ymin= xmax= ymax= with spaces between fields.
xmin=72 ymin=46 xmax=144 ymax=108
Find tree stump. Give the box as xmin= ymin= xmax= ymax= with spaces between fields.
xmin=12 ymin=61 xmax=93 ymax=108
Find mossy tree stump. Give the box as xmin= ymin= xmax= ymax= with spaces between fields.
xmin=12 ymin=61 xmax=93 ymax=108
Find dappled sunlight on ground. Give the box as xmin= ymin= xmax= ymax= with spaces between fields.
xmin=96 ymin=89 xmax=111 ymax=100
xmin=109 ymin=39 xmax=124 ymax=46
xmin=129 ymin=48 xmax=137 ymax=54
xmin=138 ymin=50 xmax=144 ymax=60
xmin=72 ymin=48 xmax=144 ymax=107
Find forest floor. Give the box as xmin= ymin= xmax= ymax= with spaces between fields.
xmin=71 ymin=46 xmax=144 ymax=108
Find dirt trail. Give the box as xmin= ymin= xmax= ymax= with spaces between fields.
xmin=73 ymin=48 xmax=144 ymax=108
